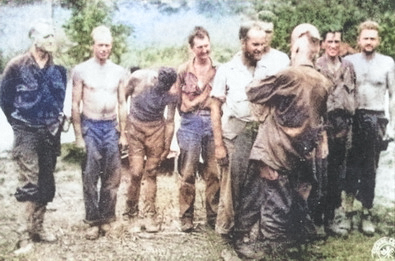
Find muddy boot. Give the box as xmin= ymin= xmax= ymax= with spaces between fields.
xmin=344 ymin=193 xmax=355 ymax=230
xmin=344 ymin=193 xmax=354 ymax=214
xmin=233 ymin=232 xmax=265 ymax=260
xmin=26 ymin=201 xmax=35 ymax=236
xmin=100 ymin=223 xmax=112 ymax=236
xmin=144 ymin=215 xmax=160 ymax=233
xmin=28 ymin=202 xmax=57 ymax=243
xmin=180 ymin=217 xmax=194 ymax=232
xmin=361 ymin=208 xmax=375 ymax=236
xmin=314 ymin=224 xmax=327 ymax=239
xmin=85 ymin=225 xmax=100 ymax=240
xmin=128 ymin=215 xmax=143 ymax=234
xmin=122 ymin=200 xmax=139 ymax=221
xmin=327 ymin=207 xmax=350 ymax=237
xmin=14 ymin=202 xmax=35 ymax=255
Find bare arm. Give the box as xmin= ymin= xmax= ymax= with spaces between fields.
xmin=161 ymin=102 xmax=177 ymax=161
xmin=124 ymin=74 xmax=137 ymax=99
xmin=71 ymin=72 xmax=85 ymax=150
xmin=210 ymin=97 xmax=227 ymax=161
xmin=118 ymin=76 xmax=128 ymax=149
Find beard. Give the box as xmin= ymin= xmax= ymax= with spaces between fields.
xmin=362 ymin=46 xmax=376 ymax=56
xmin=244 ymin=51 xmax=261 ymax=66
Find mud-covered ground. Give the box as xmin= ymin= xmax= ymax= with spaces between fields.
xmin=0 ymin=143 xmax=393 ymax=261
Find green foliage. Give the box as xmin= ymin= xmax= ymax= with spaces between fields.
xmin=62 ymin=0 xmax=131 ymax=67
xmin=379 ymin=12 xmax=395 ymax=59
xmin=252 ymin=0 xmax=395 ymax=59
xmin=120 ymin=44 xmax=237 ymax=72
xmin=121 ymin=45 xmax=188 ymax=69
xmin=212 ymin=46 xmax=238 ymax=64
xmin=61 ymin=142 xmax=86 ymax=165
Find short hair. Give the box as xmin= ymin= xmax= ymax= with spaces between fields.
xmin=239 ymin=20 xmax=273 ymax=41
xmin=28 ymin=20 xmax=53 ymax=40
xmin=291 ymin=23 xmax=321 ymax=47
xmin=188 ymin=26 xmax=210 ymax=48
xmin=358 ymin=20 xmax=380 ymax=36
xmin=290 ymin=23 xmax=321 ymax=64
xmin=91 ymin=25 xmax=113 ymax=43
xmin=322 ymin=30 xmax=343 ymax=42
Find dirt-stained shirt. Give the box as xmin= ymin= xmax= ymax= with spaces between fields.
xmin=177 ymin=59 xmax=217 ymax=114
xmin=246 ymin=66 xmax=331 ymax=172
xmin=128 ymin=68 xmax=178 ymax=122
xmin=211 ymin=49 xmax=289 ymax=140
xmin=316 ymin=55 xmax=356 ymax=115
xmin=0 ymin=52 xmax=67 ymax=130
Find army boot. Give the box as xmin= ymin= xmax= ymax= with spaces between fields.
xmin=122 ymin=200 xmax=139 ymax=221
xmin=343 ymin=193 xmax=355 ymax=231
xmin=361 ymin=207 xmax=375 ymax=236
xmin=144 ymin=215 xmax=160 ymax=233
xmin=28 ymin=202 xmax=57 ymax=243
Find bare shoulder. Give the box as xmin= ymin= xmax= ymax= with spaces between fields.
xmin=126 ymin=68 xmax=159 ymax=97
xmin=73 ymin=58 xmax=92 ymax=72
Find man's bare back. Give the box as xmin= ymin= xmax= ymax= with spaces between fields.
xmin=125 ymin=68 xmax=178 ymax=99
xmin=125 ymin=69 xmax=158 ymax=99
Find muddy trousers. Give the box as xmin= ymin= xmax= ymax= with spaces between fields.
xmin=12 ymin=123 xmax=59 ymax=204
xmin=81 ymin=117 xmax=121 ymax=225
xmin=309 ymin=110 xmax=352 ymax=225
xmin=235 ymin=161 xmax=315 ymax=249
xmin=11 ymin=124 xmax=59 ymax=241
xmin=125 ymin=117 xmax=166 ymax=217
xmin=125 ymin=156 xmax=160 ymax=217
xmin=177 ymin=113 xmax=220 ymax=226
xmin=215 ymin=124 xmax=257 ymax=235
xmin=345 ymin=110 xmax=388 ymax=209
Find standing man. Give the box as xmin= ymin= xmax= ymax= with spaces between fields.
xmin=210 ymin=19 xmax=289 ymax=239
xmin=122 ymin=67 xmax=178 ymax=233
xmin=234 ymin=23 xmax=331 ymax=258
xmin=71 ymin=25 xmax=128 ymax=240
xmin=0 ymin=21 xmax=67 ymax=247
xmin=313 ymin=30 xmax=356 ymax=237
xmin=344 ymin=20 xmax=395 ymax=235
xmin=176 ymin=26 xmax=220 ymax=232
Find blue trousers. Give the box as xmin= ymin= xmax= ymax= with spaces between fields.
xmin=81 ymin=117 xmax=121 ymax=225
xmin=177 ymin=112 xmax=220 ymax=225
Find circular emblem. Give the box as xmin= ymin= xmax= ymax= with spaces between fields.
xmin=371 ymin=237 xmax=395 ymax=260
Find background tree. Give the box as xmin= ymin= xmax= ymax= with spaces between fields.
xmin=252 ymin=0 xmax=395 ymax=59
xmin=62 ymin=0 xmax=131 ymax=67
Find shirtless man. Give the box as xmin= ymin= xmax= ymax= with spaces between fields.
xmin=71 ymin=25 xmax=128 ymax=240
xmin=344 ymin=20 xmax=395 ymax=235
